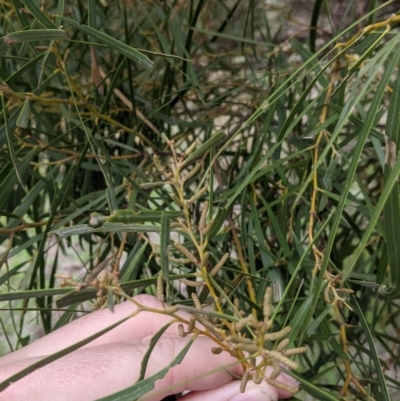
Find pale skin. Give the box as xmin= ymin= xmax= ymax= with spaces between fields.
xmin=0 ymin=295 xmax=298 ymax=401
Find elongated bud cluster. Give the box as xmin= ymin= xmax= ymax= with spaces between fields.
xmin=269 ymin=360 xmax=281 ymax=380
xmin=190 ymin=186 xmax=208 ymax=202
xmin=233 ymin=298 xmax=242 ymax=318
xmin=283 ymin=346 xmax=307 ymax=356
xmin=184 ymin=141 xmax=197 ymax=156
xmin=153 ymin=154 xmax=164 ymax=173
xmin=265 ymin=378 xmax=299 ymax=395
xmin=199 ymin=201 xmax=209 ymax=232
xmin=191 ymin=292 xmax=202 ymax=310
xmin=264 ymin=326 xmax=291 ymax=341
xmin=235 ymin=314 xmax=258 ymax=331
xmin=173 ymin=242 xmax=198 ymax=264
xmin=276 ymin=338 xmax=290 ymax=351
xmin=227 ymin=336 xmax=255 ymax=345
xmin=263 ymin=287 xmax=273 ymax=322
xmin=200 ymin=219 xmax=214 ymax=236
xmin=240 ymin=369 xmax=250 ymax=393
xmin=195 ymin=315 xmax=225 ymax=341
xmin=210 ymin=252 xmax=229 ymax=276
xmin=171 ymin=193 xmax=185 ymax=207
xmin=252 ymin=370 xmax=263 ymax=384
xmin=157 ymin=272 xmax=164 ymax=302
xmin=184 ymin=162 xmax=201 ymax=182
xmin=180 ymin=278 xmax=204 ymax=287
xmin=262 ymin=349 xmax=298 ymax=369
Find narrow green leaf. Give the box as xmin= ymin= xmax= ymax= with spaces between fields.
xmin=107 ymin=210 xmax=182 ymax=223
xmin=5 ymin=29 xmax=68 ymax=43
xmin=120 ymin=242 xmax=148 ymax=282
xmin=351 ymin=295 xmax=391 ymax=401
xmin=288 ymin=296 xmax=313 ymax=344
xmin=182 ymin=132 xmax=227 ymax=166
xmin=0 ymin=315 xmax=133 ymax=392
xmin=382 ymin=68 xmax=400 ymax=297
xmin=59 ymin=17 xmax=153 ymax=70
xmin=310 ymin=34 xmax=400 ymax=329
xmin=21 ymin=0 xmax=57 ymax=29
xmin=289 ymin=371 xmax=341 ymax=401
xmin=50 ymin=223 xmax=164 ymax=237
xmin=95 ymin=337 xmax=196 ymax=401
xmin=207 ymin=207 xmax=227 ymax=239
xmin=1 ymin=94 xmax=24 ymax=188
xmin=160 ymin=213 xmax=170 ymax=284
xmin=51 ymin=307 xmax=76 ymax=331
xmin=55 ymin=275 xmax=193 ymax=308
xmin=16 ymin=99 xmax=30 ymax=129
xmin=0 ymin=288 xmax=69 ymax=302
xmin=137 ymin=322 xmax=172 ymax=382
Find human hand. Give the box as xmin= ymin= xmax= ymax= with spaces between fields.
xmin=0 ymin=295 xmax=298 ymax=401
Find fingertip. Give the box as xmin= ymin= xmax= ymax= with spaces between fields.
xmin=133 ymin=294 xmax=164 ymax=309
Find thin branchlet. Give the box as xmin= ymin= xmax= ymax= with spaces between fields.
xmin=171 ymin=193 xmax=185 ymax=207
xmin=164 ymin=305 xmax=179 ymax=313
xmin=228 ymin=336 xmax=255 ymax=345
xmin=196 ymin=315 xmax=225 ymax=341
xmin=200 ymin=251 xmax=209 ymax=268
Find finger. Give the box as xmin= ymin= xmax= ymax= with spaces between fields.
xmin=0 ymin=335 xmax=243 ymax=401
xmin=0 ymin=294 xmax=189 ymax=367
xmin=179 ymin=369 xmax=299 ymax=401
xmin=179 ymin=381 xmax=279 ymax=401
